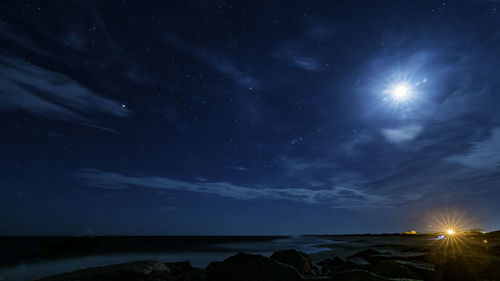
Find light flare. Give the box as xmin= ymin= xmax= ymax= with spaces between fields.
xmin=392 ymin=83 xmax=411 ymax=101
xmin=381 ymin=77 xmax=427 ymax=106
xmin=429 ymin=212 xmax=474 ymax=257
xmin=382 ymin=80 xmax=416 ymax=105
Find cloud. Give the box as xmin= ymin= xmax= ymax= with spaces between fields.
xmin=272 ymin=44 xmax=321 ymax=71
xmin=0 ymin=24 xmax=75 ymax=63
xmin=448 ymin=128 xmax=500 ymax=170
xmin=75 ymin=168 xmax=392 ymax=208
xmin=123 ymin=71 xmax=155 ymax=85
xmin=280 ymin=157 xmax=335 ymax=173
xmin=229 ymin=166 xmax=249 ymax=171
xmin=270 ymin=18 xmax=342 ymax=72
xmin=166 ymin=36 xmax=259 ymax=89
xmin=62 ymin=32 xmax=87 ymax=51
xmin=0 ymin=56 xmax=130 ymax=131
xmin=278 ymin=157 xmax=368 ymax=192
xmin=155 ymin=206 xmax=179 ymax=212
xmin=341 ymin=131 xmax=374 ymax=155
xmin=381 ymin=125 xmax=423 ymax=143
xmin=163 ymin=107 xmax=187 ymax=133
xmin=291 ymin=56 xmax=321 ymax=71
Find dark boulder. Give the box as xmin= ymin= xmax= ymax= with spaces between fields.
xmin=346 ymin=248 xmax=382 ymax=264
xmin=433 ymin=254 xmax=500 ymax=281
xmin=329 ymin=270 xmax=388 ymax=281
xmin=271 ymin=249 xmax=313 ymax=275
xmin=350 ymin=248 xmax=381 ymax=259
xmin=164 ymin=261 xmax=205 ymax=281
xmin=370 ymin=260 xmax=420 ymax=279
xmin=206 ymin=252 xmax=302 ymax=281
xmin=165 ymin=261 xmax=194 ymax=274
xmin=317 ymin=257 xmax=345 ymax=273
xmin=36 ymin=260 xmax=170 ymax=281
xmin=332 ymin=260 xmax=367 ymax=273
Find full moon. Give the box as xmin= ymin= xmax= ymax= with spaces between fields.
xmin=391 ymin=83 xmax=411 ymax=101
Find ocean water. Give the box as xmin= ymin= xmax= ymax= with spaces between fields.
xmin=0 ymin=236 xmax=337 ymax=281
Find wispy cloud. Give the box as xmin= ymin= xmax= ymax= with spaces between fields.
xmin=166 ymin=36 xmax=259 ymax=89
xmin=229 ymin=166 xmax=249 ymax=171
xmin=448 ymin=128 xmax=500 ymax=170
xmin=155 ymin=206 xmax=179 ymax=212
xmin=278 ymin=157 xmax=368 ymax=192
xmin=123 ymin=71 xmax=155 ymax=85
xmin=341 ymin=131 xmax=374 ymax=155
xmin=74 ymin=168 xmax=393 ymax=208
xmin=381 ymin=125 xmax=423 ymax=143
xmin=291 ymin=56 xmax=321 ymax=71
xmin=281 ymin=157 xmax=335 ymax=173
xmin=164 ymin=107 xmax=187 ymax=133
xmin=0 ymin=24 xmax=76 ymax=63
xmin=0 ymin=56 xmax=130 ymax=131
xmin=270 ymin=18 xmax=341 ymax=72
xmin=272 ymin=43 xmax=321 ymax=71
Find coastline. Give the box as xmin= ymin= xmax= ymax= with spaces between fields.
xmin=2 ymin=234 xmax=500 ymax=281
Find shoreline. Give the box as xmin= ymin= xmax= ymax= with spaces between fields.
xmin=3 ymin=234 xmax=500 ymax=281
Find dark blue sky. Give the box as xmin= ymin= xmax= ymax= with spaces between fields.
xmin=1 ymin=0 xmax=499 ymax=235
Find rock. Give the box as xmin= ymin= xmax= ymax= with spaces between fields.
xmin=332 ymin=260 xmax=367 ymax=272
xmin=349 ymin=248 xmax=381 ymax=259
xmin=206 ymin=252 xmax=302 ymax=281
xmin=393 ymin=259 xmax=435 ymax=271
xmin=329 ymin=270 xmax=388 ymax=281
xmin=36 ymin=260 xmax=170 ymax=281
xmin=317 ymin=257 xmax=345 ymax=273
xmin=165 ymin=261 xmax=194 ymax=274
xmin=346 ymin=248 xmax=382 ymax=264
xmin=317 ymin=252 xmax=429 ymax=280
xmin=302 ymin=276 xmax=334 ymax=281
xmin=164 ymin=261 xmax=206 ymax=281
xmin=345 ymin=256 xmax=370 ymax=265
xmin=271 ymin=249 xmax=313 ymax=275
xmin=433 ymin=254 xmax=500 ymax=281
xmin=370 ymin=260 xmax=420 ymax=279
xmin=490 ymin=244 xmax=500 ymax=254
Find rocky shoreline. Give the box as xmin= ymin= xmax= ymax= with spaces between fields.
xmin=35 ymin=241 xmax=500 ymax=281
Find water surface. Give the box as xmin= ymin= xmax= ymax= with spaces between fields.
xmin=0 ymin=235 xmax=337 ymax=281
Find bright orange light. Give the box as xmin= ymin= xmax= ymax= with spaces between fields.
xmin=431 ymin=211 xmax=468 ymax=236
xmin=429 ymin=211 xmax=474 ymax=256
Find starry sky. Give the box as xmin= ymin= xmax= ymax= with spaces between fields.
xmin=1 ymin=0 xmax=499 ymax=235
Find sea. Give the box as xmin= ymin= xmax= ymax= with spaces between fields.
xmin=0 ymin=235 xmax=337 ymax=281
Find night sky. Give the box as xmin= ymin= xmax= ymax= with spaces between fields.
xmin=1 ymin=0 xmax=499 ymax=235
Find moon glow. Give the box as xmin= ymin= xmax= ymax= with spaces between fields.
xmin=391 ymin=83 xmax=411 ymax=101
